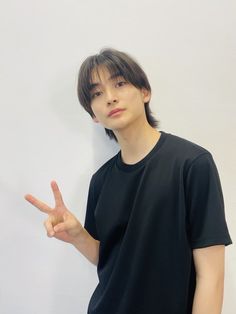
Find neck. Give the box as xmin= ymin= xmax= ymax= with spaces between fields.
xmin=113 ymin=121 xmax=161 ymax=165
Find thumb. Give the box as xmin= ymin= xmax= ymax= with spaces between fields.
xmin=53 ymin=222 xmax=66 ymax=233
xmin=53 ymin=212 xmax=72 ymax=232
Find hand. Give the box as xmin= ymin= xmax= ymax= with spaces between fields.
xmin=24 ymin=181 xmax=83 ymax=244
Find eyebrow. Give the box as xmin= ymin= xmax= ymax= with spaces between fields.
xmin=88 ymin=72 xmax=123 ymax=92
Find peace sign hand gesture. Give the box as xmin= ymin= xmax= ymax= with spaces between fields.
xmin=25 ymin=181 xmax=83 ymax=244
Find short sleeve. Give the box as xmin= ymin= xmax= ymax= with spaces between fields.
xmin=185 ymin=153 xmax=232 ymax=249
xmin=84 ymin=175 xmax=99 ymax=240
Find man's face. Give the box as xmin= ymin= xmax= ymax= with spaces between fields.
xmin=89 ymin=66 xmax=151 ymax=132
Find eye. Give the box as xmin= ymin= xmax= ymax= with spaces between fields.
xmin=91 ymin=91 xmax=102 ymax=99
xmin=116 ymin=81 xmax=127 ymax=87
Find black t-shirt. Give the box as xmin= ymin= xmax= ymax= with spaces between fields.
xmin=84 ymin=130 xmax=232 ymax=314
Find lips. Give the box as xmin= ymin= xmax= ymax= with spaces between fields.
xmin=108 ymin=108 xmax=125 ymax=117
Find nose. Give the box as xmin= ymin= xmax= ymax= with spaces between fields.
xmin=107 ymin=98 xmax=118 ymax=105
xmin=106 ymin=89 xmax=118 ymax=105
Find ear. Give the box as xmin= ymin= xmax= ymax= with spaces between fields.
xmin=141 ymin=88 xmax=151 ymax=103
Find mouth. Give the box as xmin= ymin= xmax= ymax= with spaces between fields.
xmin=108 ymin=108 xmax=125 ymax=117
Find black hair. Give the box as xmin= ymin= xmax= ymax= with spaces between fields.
xmin=77 ymin=47 xmax=159 ymax=142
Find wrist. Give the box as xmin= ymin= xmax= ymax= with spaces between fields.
xmin=71 ymin=226 xmax=89 ymax=247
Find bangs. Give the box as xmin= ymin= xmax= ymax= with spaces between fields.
xmin=88 ymin=64 xmax=124 ymax=92
xmin=85 ymin=55 xmax=132 ymax=95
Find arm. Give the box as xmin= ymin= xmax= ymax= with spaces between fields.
xmin=72 ymin=228 xmax=100 ymax=266
xmin=192 ymin=245 xmax=225 ymax=314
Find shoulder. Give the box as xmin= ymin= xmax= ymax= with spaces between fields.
xmin=162 ymin=131 xmax=213 ymax=168
xmin=90 ymin=153 xmax=118 ymax=189
xmin=165 ymin=132 xmax=210 ymax=156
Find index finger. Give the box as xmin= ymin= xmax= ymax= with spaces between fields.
xmin=24 ymin=194 xmax=53 ymax=214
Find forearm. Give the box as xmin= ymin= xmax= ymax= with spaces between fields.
xmin=72 ymin=227 xmax=100 ymax=266
xmin=192 ymin=276 xmax=224 ymax=314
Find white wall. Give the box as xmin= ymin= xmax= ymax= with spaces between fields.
xmin=0 ymin=0 xmax=235 ymax=313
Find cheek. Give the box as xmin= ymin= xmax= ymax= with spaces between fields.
xmin=91 ymin=104 xmax=106 ymax=120
xmin=119 ymin=89 xmax=138 ymax=102
xmin=124 ymin=91 xmax=145 ymax=108
xmin=90 ymin=105 xmax=100 ymax=119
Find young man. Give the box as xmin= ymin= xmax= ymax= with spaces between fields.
xmin=25 ymin=48 xmax=232 ymax=314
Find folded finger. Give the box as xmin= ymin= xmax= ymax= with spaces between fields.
xmin=44 ymin=219 xmax=55 ymax=237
